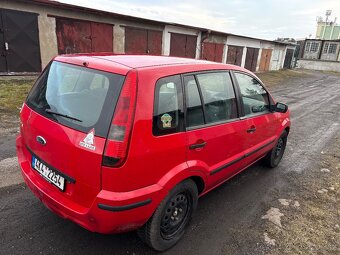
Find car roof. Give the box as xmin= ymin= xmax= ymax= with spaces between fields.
xmin=54 ymin=54 xmax=249 ymax=75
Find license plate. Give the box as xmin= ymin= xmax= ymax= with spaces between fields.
xmin=31 ymin=155 xmax=65 ymax=191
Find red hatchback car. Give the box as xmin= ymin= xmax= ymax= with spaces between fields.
xmin=16 ymin=55 xmax=290 ymax=251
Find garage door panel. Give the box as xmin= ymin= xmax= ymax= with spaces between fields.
xmin=227 ymin=45 xmax=243 ymax=66
xmin=0 ymin=10 xmax=6 ymax=72
xmin=245 ymin=47 xmax=254 ymax=71
xmin=2 ymin=9 xmax=41 ymax=72
xmin=235 ymin=47 xmax=243 ymax=66
xmin=185 ymin=35 xmax=197 ymax=58
xmin=125 ymin=27 xmax=147 ymax=54
xmin=227 ymin=46 xmax=236 ymax=64
xmin=202 ymin=42 xmax=215 ymax=61
xmin=215 ymin=43 xmax=224 ymax=62
xmin=147 ymin=30 xmax=162 ymax=55
xmin=56 ymin=19 xmax=92 ymax=54
xmin=266 ymin=49 xmax=272 ymax=70
xmin=170 ymin=33 xmax=186 ymax=57
xmin=202 ymin=42 xmax=224 ymax=62
xmin=259 ymin=49 xmax=272 ymax=71
xmin=245 ymin=47 xmax=259 ymax=72
xmin=91 ymin=22 xmax=113 ymax=52
xmin=251 ymin=48 xmax=259 ymax=71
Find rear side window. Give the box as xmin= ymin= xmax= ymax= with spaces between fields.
xmin=234 ymin=72 xmax=269 ymax=116
xmin=153 ymin=75 xmax=183 ymax=136
xmin=26 ymin=61 xmax=125 ymax=137
xmin=196 ymin=72 xmax=238 ymax=124
xmin=184 ymin=76 xmax=204 ymax=127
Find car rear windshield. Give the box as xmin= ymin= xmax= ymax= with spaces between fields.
xmin=26 ymin=61 xmax=125 ymax=138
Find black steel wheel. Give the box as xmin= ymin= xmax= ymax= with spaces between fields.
xmin=137 ymin=179 xmax=198 ymax=251
xmin=263 ymin=130 xmax=288 ymax=168
xmin=160 ymin=191 xmax=191 ymax=240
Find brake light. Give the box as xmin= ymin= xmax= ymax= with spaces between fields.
xmin=102 ymin=70 xmax=137 ymax=167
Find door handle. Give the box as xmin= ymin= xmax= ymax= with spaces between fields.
xmin=247 ymin=126 xmax=256 ymax=133
xmin=189 ymin=141 xmax=207 ymax=150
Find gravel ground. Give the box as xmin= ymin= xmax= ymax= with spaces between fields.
xmin=0 ymin=69 xmax=339 ymax=255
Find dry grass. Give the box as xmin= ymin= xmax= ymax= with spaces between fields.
xmin=266 ymin=137 xmax=340 ymax=255
xmin=0 ymin=77 xmax=36 ymax=128
xmin=0 ymin=78 xmax=35 ymax=113
xmin=256 ymin=69 xmax=310 ymax=87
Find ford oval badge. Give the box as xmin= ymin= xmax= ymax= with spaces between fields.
xmin=36 ymin=136 xmax=47 ymax=146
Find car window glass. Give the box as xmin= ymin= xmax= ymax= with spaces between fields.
xmin=153 ymin=75 xmax=183 ymax=136
xmin=184 ymin=76 xmax=204 ymax=127
xmin=196 ymin=72 xmax=237 ymax=123
xmin=26 ymin=61 xmax=124 ymax=137
xmin=234 ymin=73 xmax=269 ymax=116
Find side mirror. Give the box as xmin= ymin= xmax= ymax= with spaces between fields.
xmin=274 ymin=102 xmax=288 ymax=113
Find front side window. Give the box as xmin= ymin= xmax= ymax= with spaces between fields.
xmin=234 ymin=72 xmax=270 ymax=116
xmin=153 ymin=75 xmax=183 ymax=136
xmin=196 ymin=72 xmax=238 ymax=123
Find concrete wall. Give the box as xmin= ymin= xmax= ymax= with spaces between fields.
xmin=297 ymin=59 xmax=340 ymax=72
xmin=227 ymin=36 xmax=260 ymax=48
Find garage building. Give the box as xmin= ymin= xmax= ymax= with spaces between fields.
xmin=0 ymin=0 xmax=296 ymax=74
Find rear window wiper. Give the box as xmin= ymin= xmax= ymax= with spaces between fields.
xmin=45 ymin=109 xmax=83 ymax=122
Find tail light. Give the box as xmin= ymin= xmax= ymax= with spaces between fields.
xmin=102 ymin=70 xmax=138 ymax=167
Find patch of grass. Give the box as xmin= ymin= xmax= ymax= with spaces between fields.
xmin=256 ymin=69 xmax=310 ymax=87
xmin=0 ymin=77 xmax=36 ymax=128
xmin=0 ymin=79 xmax=35 ymax=114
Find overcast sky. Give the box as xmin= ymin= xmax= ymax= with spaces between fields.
xmin=57 ymin=0 xmax=340 ymax=40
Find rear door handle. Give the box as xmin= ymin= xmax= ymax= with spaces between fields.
xmin=189 ymin=141 xmax=207 ymax=150
xmin=247 ymin=126 xmax=256 ymax=133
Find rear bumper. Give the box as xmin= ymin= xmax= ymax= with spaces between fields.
xmin=16 ymin=135 xmax=166 ymax=234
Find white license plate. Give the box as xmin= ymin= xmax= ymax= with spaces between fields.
xmin=31 ymin=155 xmax=65 ymax=191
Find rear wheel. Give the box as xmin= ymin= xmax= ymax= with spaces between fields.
xmin=263 ymin=130 xmax=288 ymax=168
xmin=137 ymin=179 xmax=198 ymax=251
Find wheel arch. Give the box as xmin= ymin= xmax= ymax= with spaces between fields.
xmin=157 ymin=165 xmax=208 ymax=197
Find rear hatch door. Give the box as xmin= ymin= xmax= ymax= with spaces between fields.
xmin=22 ymin=61 xmax=125 ymax=207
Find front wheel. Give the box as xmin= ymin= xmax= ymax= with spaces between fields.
xmin=263 ymin=130 xmax=288 ymax=168
xmin=137 ymin=179 xmax=198 ymax=251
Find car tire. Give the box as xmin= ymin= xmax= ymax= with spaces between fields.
xmin=263 ymin=130 xmax=288 ymax=168
xmin=137 ymin=179 xmax=198 ymax=251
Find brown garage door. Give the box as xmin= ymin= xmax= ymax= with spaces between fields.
xmin=170 ymin=33 xmax=197 ymax=58
xmin=201 ymin=42 xmax=224 ymax=62
xmin=226 ymin=45 xmax=243 ymax=66
xmin=244 ymin=47 xmax=259 ymax=72
xmin=259 ymin=49 xmax=272 ymax=71
xmin=125 ymin=27 xmax=162 ymax=55
xmin=56 ymin=18 xmax=113 ymax=54
xmin=0 ymin=8 xmax=41 ymax=73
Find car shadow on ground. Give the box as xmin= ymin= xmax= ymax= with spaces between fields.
xmin=2 ymin=160 xmax=277 ymax=255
